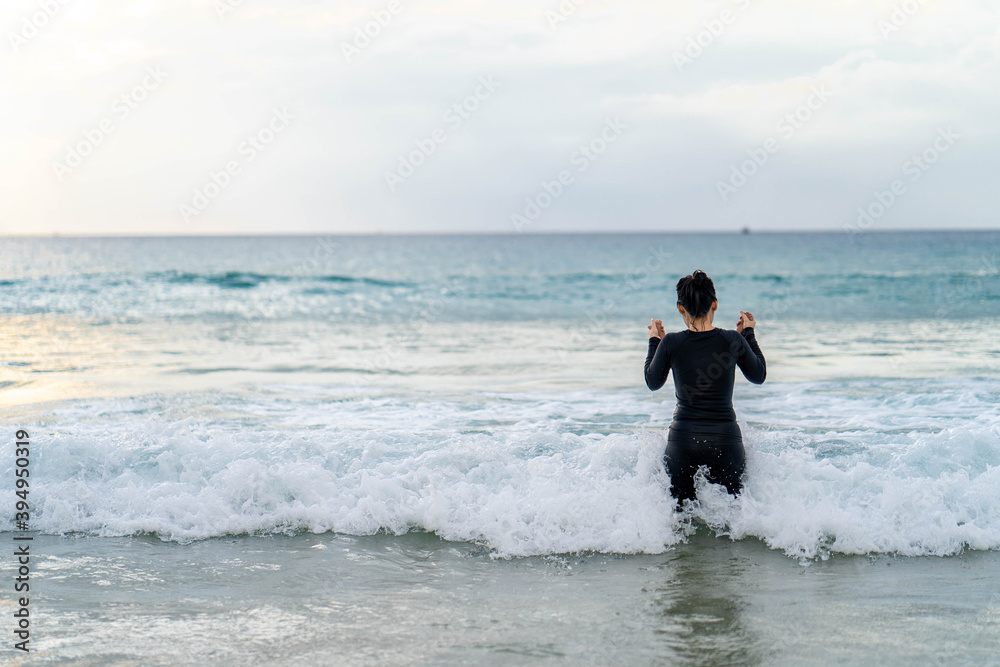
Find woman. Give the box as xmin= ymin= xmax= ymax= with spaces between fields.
xmin=644 ymin=270 xmax=766 ymax=504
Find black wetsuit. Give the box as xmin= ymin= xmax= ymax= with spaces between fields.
xmin=644 ymin=327 xmax=766 ymax=502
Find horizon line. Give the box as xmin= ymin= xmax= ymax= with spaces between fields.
xmin=2 ymin=227 xmax=998 ymax=239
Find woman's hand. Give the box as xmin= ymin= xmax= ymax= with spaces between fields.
xmin=648 ymin=318 xmax=664 ymax=339
xmin=736 ymin=311 xmax=756 ymax=333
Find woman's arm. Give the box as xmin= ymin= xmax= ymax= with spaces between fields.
xmin=644 ymin=319 xmax=670 ymax=390
xmin=735 ymin=311 xmax=766 ymax=384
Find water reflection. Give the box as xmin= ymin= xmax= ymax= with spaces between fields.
xmin=649 ymin=530 xmax=767 ymax=666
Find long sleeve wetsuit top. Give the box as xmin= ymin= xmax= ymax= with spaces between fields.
xmin=644 ymin=328 xmax=766 ymax=422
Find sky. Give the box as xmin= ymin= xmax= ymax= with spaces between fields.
xmin=1 ymin=0 xmax=998 ymax=235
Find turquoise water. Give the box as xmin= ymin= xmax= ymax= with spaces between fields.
xmin=1 ymin=232 xmax=998 ymax=663
xmin=2 ymin=232 xmax=997 ymax=323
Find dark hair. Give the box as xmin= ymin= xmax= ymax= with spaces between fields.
xmin=676 ymin=270 xmax=717 ymax=320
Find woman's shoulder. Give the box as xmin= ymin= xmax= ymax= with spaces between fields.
xmin=654 ymin=330 xmax=686 ymax=349
xmin=715 ymin=327 xmax=747 ymax=341
xmin=715 ymin=328 xmax=753 ymax=351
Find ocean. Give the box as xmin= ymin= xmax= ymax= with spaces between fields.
xmin=1 ymin=232 xmax=999 ymax=664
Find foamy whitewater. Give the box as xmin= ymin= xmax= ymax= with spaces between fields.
xmin=2 ymin=232 xmax=999 ymax=562
xmin=14 ymin=377 xmax=1000 ymax=561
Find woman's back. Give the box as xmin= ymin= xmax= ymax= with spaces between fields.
xmin=644 ymin=327 xmax=766 ymax=423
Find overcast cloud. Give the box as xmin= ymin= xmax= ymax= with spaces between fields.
xmin=1 ymin=0 xmax=998 ymax=235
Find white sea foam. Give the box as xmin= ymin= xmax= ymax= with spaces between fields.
xmin=3 ymin=380 xmax=998 ymax=560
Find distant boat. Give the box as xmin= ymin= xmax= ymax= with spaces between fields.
xmin=741 ymin=226 xmax=751 ymax=235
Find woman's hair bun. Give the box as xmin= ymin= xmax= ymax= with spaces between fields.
xmin=676 ymin=270 xmax=717 ymax=320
